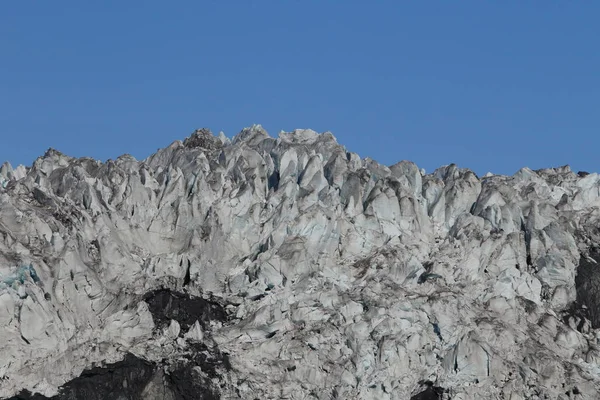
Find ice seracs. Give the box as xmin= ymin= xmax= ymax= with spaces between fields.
xmin=0 ymin=127 xmax=599 ymax=399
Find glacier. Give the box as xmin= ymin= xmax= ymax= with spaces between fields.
xmin=0 ymin=126 xmax=599 ymax=399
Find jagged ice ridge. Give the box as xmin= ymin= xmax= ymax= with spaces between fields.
xmin=1 ymin=126 xmax=600 ymax=399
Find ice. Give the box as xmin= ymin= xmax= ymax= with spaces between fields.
xmin=0 ymin=127 xmax=599 ymax=399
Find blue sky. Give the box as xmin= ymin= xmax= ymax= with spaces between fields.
xmin=1 ymin=1 xmax=598 ymax=175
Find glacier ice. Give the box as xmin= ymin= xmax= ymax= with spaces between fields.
xmin=0 ymin=126 xmax=599 ymax=398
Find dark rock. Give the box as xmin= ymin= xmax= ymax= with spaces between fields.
xmin=6 ymin=350 xmax=228 ymax=400
xmin=7 ymin=354 xmax=155 ymax=400
xmin=575 ymin=251 xmax=600 ymax=328
xmin=7 ymin=290 xmax=232 ymax=400
xmin=410 ymin=385 xmax=445 ymax=400
xmin=6 ymin=341 xmax=231 ymax=400
xmin=144 ymin=289 xmax=227 ymax=330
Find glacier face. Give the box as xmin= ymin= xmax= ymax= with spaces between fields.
xmin=0 ymin=126 xmax=599 ymax=399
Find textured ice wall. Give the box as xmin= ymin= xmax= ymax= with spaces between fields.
xmin=0 ymin=126 xmax=599 ymax=399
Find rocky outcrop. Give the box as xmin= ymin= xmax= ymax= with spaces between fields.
xmin=5 ymin=289 xmax=231 ymax=400
xmin=1 ymin=126 xmax=600 ymax=399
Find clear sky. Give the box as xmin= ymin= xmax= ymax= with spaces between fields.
xmin=1 ymin=1 xmax=598 ymax=176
